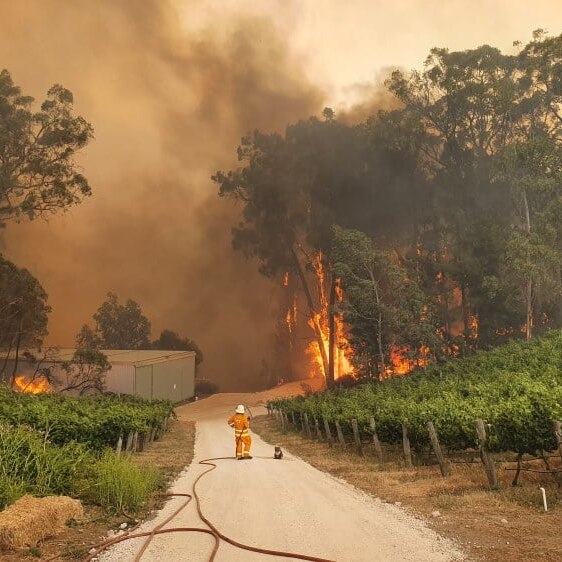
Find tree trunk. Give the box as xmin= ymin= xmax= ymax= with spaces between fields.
xmin=327 ymin=275 xmax=336 ymax=388
xmin=0 ymin=332 xmax=15 ymax=383
xmin=368 ymin=269 xmax=385 ymax=376
xmin=290 ymin=246 xmax=330 ymax=379
xmin=461 ymin=283 xmax=471 ymax=351
xmin=558 ymin=265 xmax=562 ymax=326
xmin=10 ymin=321 xmax=22 ymax=389
xmin=523 ymin=190 xmax=532 ymax=341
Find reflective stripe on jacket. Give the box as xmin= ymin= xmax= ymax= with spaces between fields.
xmin=227 ymin=413 xmax=250 ymax=437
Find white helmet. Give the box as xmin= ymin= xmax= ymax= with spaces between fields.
xmin=235 ymin=404 xmax=245 ymax=414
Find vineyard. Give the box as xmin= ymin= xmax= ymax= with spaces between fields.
xmin=268 ymin=331 xmax=562 ymax=467
xmin=0 ymin=389 xmax=174 ymax=512
xmin=0 ymin=387 xmax=174 ymax=450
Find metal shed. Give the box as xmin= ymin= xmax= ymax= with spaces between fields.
xmin=98 ymin=350 xmax=196 ymax=401
xmin=1 ymin=349 xmax=196 ymax=402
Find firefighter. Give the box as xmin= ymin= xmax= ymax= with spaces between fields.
xmin=228 ymin=404 xmax=252 ymax=460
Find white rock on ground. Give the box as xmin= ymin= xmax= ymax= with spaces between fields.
xmin=99 ymin=384 xmax=466 ymax=562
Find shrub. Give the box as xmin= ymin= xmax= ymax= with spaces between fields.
xmin=89 ymin=451 xmax=160 ymax=513
xmin=195 ymin=379 xmax=219 ymax=396
xmin=0 ymin=388 xmax=174 ymax=450
xmin=0 ymin=425 xmax=92 ymax=509
xmin=269 ymin=330 xmax=562 ymax=456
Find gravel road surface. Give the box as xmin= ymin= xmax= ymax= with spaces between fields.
xmin=99 ymin=382 xmax=465 ymax=561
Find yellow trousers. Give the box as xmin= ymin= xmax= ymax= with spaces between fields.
xmin=236 ymin=434 xmax=252 ymax=458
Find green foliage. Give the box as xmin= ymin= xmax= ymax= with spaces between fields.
xmin=0 ymin=255 xmax=50 ymax=366
xmin=88 ymin=450 xmax=160 ymax=513
xmin=332 ymin=226 xmax=439 ymax=375
xmin=0 ymin=392 xmax=173 ymax=512
xmin=269 ymin=330 xmax=562 ymax=455
xmin=59 ymin=348 xmax=111 ymax=395
xmin=81 ymin=292 xmax=151 ymax=350
xmin=0 ymin=69 xmax=93 ymax=224
xmin=0 ymin=424 xmax=161 ymax=513
xmin=195 ymin=379 xmax=219 ymax=395
xmin=0 ymin=387 xmax=174 ymax=450
xmin=152 ymin=329 xmax=203 ymax=368
xmin=0 ymin=425 xmax=92 ymax=509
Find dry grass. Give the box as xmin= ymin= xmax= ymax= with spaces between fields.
xmin=253 ymin=415 xmax=562 ymax=562
xmin=0 ymin=418 xmax=196 ymax=561
xmin=0 ymin=495 xmax=84 ymax=551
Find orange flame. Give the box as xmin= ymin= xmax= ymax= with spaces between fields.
xmin=384 ymin=345 xmax=431 ymax=378
xmin=304 ymin=255 xmax=355 ymax=380
xmin=14 ymin=375 xmax=50 ymax=394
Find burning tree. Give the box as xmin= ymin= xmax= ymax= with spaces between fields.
xmin=333 ymin=226 xmax=439 ymax=377
xmin=213 ymin=105 xmax=432 ymax=385
xmin=216 ymin=32 xmax=562 ymax=385
xmin=213 ymin=117 xmax=365 ymax=387
xmin=0 ymin=256 xmax=50 ymax=388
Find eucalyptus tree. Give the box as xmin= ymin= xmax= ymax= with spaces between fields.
xmin=0 ymin=69 xmax=93 ymax=224
xmin=332 ymin=226 xmax=438 ymax=377
xmin=0 ymin=255 xmax=50 ymax=384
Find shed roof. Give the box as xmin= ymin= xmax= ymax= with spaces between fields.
xmin=0 ymin=349 xmax=195 ymax=366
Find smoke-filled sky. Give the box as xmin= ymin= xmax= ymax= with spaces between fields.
xmin=1 ymin=0 xmax=561 ymax=390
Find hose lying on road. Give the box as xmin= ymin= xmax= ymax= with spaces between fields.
xmin=81 ymin=456 xmax=336 ymax=562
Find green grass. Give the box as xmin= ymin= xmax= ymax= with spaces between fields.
xmin=0 ymin=424 xmax=161 ymax=514
xmin=89 ymin=450 xmax=161 ymax=513
xmin=0 ymin=425 xmax=92 ymax=509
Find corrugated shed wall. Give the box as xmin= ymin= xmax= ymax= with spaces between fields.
xmin=2 ymin=353 xmax=195 ymax=402
xmin=150 ymin=357 xmax=194 ymax=402
xmin=105 ymin=364 xmax=135 ymax=395
xmin=181 ymin=356 xmax=195 ymax=400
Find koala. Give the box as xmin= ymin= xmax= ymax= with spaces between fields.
xmin=274 ymin=445 xmax=283 ymax=459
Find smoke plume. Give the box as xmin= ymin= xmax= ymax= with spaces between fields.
xmin=0 ymin=0 xmax=323 ymax=390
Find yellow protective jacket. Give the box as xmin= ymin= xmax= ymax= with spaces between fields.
xmin=227 ymin=413 xmax=250 ymax=438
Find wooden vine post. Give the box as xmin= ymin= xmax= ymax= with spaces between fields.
xmin=280 ymin=410 xmax=286 ymax=433
xmin=553 ymin=420 xmax=562 ymax=462
xmin=125 ymin=432 xmax=134 ymax=453
xmin=369 ymin=417 xmax=383 ymax=460
xmin=131 ymin=431 xmax=139 ymax=453
xmin=137 ymin=432 xmax=145 ymax=452
xmin=323 ymin=417 xmax=334 ymax=447
xmin=335 ymin=420 xmax=346 ymax=446
xmin=115 ymin=435 xmax=123 ymax=457
xmin=475 ymin=419 xmax=498 ymax=489
xmin=426 ymin=421 xmax=448 ymax=477
xmin=303 ymin=412 xmax=312 ymax=439
xmin=314 ymin=417 xmax=323 ymax=440
xmin=351 ymin=419 xmax=363 ymax=456
xmin=402 ymin=424 xmax=413 ymax=468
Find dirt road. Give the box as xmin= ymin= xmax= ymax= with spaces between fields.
xmin=100 ymin=383 xmax=465 ymax=561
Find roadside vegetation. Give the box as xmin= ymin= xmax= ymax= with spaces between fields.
xmin=252 ymin=415 xmax=562 ymax=562
xmin=268 ymin=331 xmax=562 ymax=457
xmin=0 ymin=389 xmax=174 ymax=512
xmin=0 ymin=389 xmax=195 ymax=561
xmin=262 ymin=331 xmax=562 ymax=561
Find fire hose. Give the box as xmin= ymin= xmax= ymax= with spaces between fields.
xmin=81 ymin=454 xmax=336 ymax=562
